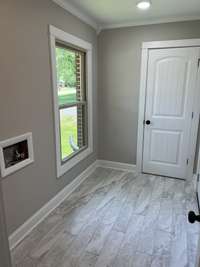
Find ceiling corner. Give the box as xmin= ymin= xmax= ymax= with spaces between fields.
xmin=52 ymin=0 xmax=100 ymax=32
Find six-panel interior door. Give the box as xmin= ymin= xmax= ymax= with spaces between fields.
xmin=142 ymin=47 xmax=199 ymax=179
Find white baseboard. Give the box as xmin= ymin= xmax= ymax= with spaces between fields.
xmin=97 ymin=160 xmax=136 ymax=172
xmin=193 ymin=173 xmax=198 ymax=190
xmin=9 ymin=159 xmax=136 ymax=250
xmin=9 ymin=160 xmax=98 ymax=250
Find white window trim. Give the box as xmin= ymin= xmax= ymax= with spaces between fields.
xmin=49 ymin=25 xmax=93 ymax=178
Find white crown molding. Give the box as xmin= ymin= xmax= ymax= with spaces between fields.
xmin=100 ymin=15 xmax=200 ymax=31
xmin=51 ymin=1 xmax=200 ymax=34
xmin=52 ymin=0 xmax=99 ymax=32
xmin=97 ymin=27 xmax=103 ymax=35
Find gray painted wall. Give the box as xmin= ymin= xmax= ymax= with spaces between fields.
xmin=2 ymin=1 xmax=200 ymax=238
xmin=0 ymin=0 xmax=98 ymax=234
xmin=0 ymin=181 xmax=12 ymax=267
xmin=98 ymin=20 xmax=200 ymax=165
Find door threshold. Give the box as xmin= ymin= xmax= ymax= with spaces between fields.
xmin=142 ymin=171 xmax=186 ymax=181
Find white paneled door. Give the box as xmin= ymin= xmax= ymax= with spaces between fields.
xmin=143 ymin=47 xmax=199 ymax=179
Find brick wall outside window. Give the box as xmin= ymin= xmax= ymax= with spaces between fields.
xmin=76 ymin=53 xmax=84 ymax=148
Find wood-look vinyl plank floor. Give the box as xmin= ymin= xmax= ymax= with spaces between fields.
xmin=12 ymin=167 xmax=200 ymax=267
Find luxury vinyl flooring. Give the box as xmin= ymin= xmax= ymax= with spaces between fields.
xmin=12 ymin=168 xmax=200 ymax=267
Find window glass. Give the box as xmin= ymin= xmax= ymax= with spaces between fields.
xmin=56 ymin=43 xmax=87 ymax=161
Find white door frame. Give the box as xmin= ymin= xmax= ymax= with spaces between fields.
xmin=136 ymin=39 xmax=200 ymax=180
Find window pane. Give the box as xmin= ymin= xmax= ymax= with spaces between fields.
xmin=56 ymin=44 xmax=86 ymax=106
xmin=59 ymin=105 xmax=87 ymax=161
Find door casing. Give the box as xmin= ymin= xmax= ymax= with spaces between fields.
xmin=136 ymin=39 xmax=200 ymax=180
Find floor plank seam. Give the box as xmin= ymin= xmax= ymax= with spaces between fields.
xmin=11 ymin=168 xmax=200 ymax=267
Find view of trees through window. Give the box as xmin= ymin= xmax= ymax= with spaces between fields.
xmin=56 ymin=44 xmax=87 ymax=160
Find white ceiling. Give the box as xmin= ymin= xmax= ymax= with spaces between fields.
xmin=53 ymin=0 xmax=200 ymax=32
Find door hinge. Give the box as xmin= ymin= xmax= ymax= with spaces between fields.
xmin=192 ymin=112 xmax=194 ymax=119
xmin=186 ymin=159 xmax=189 ymax=165
xmin=198 ymin=58 xmax=200 ymax=68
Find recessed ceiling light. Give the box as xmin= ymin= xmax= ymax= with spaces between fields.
xmin=137 ymin=0 xmax=151 ymax=10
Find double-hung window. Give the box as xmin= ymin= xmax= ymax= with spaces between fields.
xmin=50 ymin=26 xmax=93 ymax=178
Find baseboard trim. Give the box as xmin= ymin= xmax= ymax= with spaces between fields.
xmin=9 ymin=159 xmax=136 ymax=250
xmin=97 ymin=160 xmax=136 ymax=172
xmin=9 ymin=160 xmax=98 ymax=250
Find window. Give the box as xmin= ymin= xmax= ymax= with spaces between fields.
xmin=56 ymin=43 xmax=87 ymax=160
xmin=50 ymin=26 xmax=93 ymax=178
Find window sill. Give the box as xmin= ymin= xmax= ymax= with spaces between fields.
xmin=57 ymin=146 xmax=93 ymax=178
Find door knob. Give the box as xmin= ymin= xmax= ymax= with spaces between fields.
xmin=188 ymin=211 xmax=200 ymax=223
xmin=146 ymin=120 xmax=151 ymax=125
